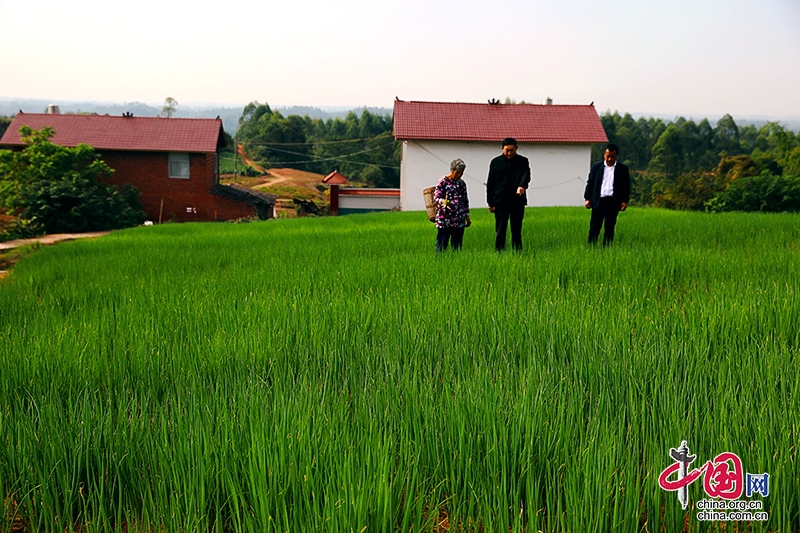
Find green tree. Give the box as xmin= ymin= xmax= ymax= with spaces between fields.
xmin=693 ymin=118 xmax=718 ymax=169
xmin=161 ymin=97 xmax=178 ymax=118
xmin=647 ymin=118 xmax=717 ymax=178
xmin=0 ymin=126 xmax=146 ymax=233
xmin=238 ymin=101 xmax=273 ymax=131
xmin=220 ymin=130 xmax=234 ymax=153
xmin=236 ymin=102 xmax=400 ymax=186
xmin=784 ymin=146 xmax=800 ymax=176
xmin=596 ymin=112 xmax=665 ymax=171
xmin=713 ymin=114 xmax=741 ymax=155
xmin=649 ymin=124 xmax=684 ymax=178
xmin=0 ymin=116 xmax=11 ymax=139
xmin=739 ymin=123 xmax=764 ymax=154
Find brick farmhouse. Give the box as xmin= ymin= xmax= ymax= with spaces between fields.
xmin=0 ymin=112 xmax=276 ymax=222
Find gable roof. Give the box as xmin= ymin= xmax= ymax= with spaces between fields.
xmin=0 ymin=113 xmax=225 ymax=153
xmin=322 ymin=170 xmax=348 ymax=184
xmin=393 ymin=100 xmax=608 ymax=144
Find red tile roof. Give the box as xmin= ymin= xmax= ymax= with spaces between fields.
xmin=0 ymin=113 xmax=225 ymax=153
xmin=322 ymin=170 xmax=348 ymax=184
xmin=393 ymin=100 xmax=608 ymax=143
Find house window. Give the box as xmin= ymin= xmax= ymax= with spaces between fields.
xmin=169 ymin=153 xmax=190 ymax=179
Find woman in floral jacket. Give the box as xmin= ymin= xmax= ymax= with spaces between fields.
xmin=434 ymin=159 xmax=471 ymax=251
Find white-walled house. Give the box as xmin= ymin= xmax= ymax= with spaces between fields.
xmin=393 ymin=100 xmax=608 ymax=211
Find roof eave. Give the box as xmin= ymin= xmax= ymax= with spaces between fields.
xmin=396 ymin=136 xmax=608 ymax=144
xmin=216 ymin=121 xmax=226 ymax=151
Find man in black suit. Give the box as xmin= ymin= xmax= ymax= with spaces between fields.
xmin=486 ymin=137 xmax=531 ymax=251
xmin=584 ymin=143 xmax=630 ymax=246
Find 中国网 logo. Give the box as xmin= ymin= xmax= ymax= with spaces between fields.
xmin=658 ymin=440 xmax=770 ymax=522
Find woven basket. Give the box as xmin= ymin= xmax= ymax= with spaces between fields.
xmin=423 ymin=187 xmax=436 ymax=222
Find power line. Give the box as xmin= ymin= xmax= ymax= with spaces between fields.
xmin=410 ymin=140 xmax=487 ymax=187
xmin=261 ymin=158 xmax=400 ymax=170
xmin=253 ymin=141 xmax=396 ymax=159
xmin=238 ymin=132 xmax=395 ymax=146
xmin=325 ymin=159 xmax=400 ymax=170
xmin=238 ymin=141 xmax=398 ymax=167
xmin=529 ymin=177 xmax=584 ymax=189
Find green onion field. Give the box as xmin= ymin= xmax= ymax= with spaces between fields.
xmin=0 ymin=208 xmax=798 ymax=532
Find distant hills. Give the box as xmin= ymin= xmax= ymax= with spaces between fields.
xmin=0 ymin=98 xmax=393 ymax=135
xmin=622 ymin=112 xmax=800 ymax=133
xmin=2 ymin=98 xmax=797 ymax=134
xmin=275 ymin=105 xmax=393 ymax=122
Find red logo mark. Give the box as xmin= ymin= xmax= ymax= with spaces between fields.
xmin=658 ymin=452 xmax=743 ymax=500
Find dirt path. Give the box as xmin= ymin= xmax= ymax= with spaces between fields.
xmin=221 ymin=164 xmax=328 ymax=217
xmin=237 ymin=145 xmax=267 ymax=173
xmin=260 ymin=175 xmax=287 ymax=186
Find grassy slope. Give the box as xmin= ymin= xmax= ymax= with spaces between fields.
xmin=0 ymin=208 xmax=798 ymax=532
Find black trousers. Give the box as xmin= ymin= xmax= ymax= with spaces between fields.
xmin=588 ymin=197 xmax=622 ymax=245
xmin=436 ymin=226 xmax=465 ymax=252
xmin=494 ymin=203 xmax=525 ymax=251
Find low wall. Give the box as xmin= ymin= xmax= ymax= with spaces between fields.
xmin=338 ymin=188 xmax=401 ymax=215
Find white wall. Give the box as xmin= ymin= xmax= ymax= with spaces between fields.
xmin=400 ymin=140 xmax=593 ymax=211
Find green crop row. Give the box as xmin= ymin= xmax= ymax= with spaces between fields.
xmin=0 ymin=208 xmax=798 ymax=532
xmin=219 ymin=152 xmax=261 ymax=176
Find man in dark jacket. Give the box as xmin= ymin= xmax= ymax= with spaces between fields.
xmin=584 ymin=143 xmax=631 ymax=246
xmin=486 ymin=137 xmax=531 ymax=251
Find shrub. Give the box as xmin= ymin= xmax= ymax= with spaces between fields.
xmin=707 ymin=171 xmax=800 ymax=212
xmin=0 ymin=126 xmax=147 ymax=233
xmin=0 ymin=216 xmax=44 ymax=241
xmin=20 ymin=178 xmax=146 ymax=232
xmin=651 ymin=171 xmax=720 ymax=211
xmin=239 ymin=164 xmax=262 ymax=177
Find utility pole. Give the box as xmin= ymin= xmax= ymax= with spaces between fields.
xmin=233 ymin=135 xmax=237 ymax=183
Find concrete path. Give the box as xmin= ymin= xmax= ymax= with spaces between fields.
xmin=0 ymin=231 xmax=111 ymax=251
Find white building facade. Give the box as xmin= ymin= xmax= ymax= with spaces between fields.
xmin=393 ymin=101 xmax=608 ymax=211
xmin=400 ymin=140 xmax=593 ymax=211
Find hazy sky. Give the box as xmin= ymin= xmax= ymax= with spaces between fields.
xmin=1 ymin=0 xmax=799 ymax=118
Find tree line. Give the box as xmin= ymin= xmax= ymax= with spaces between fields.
xmin=235 ymin=103 xmax=800 ymax=211
xmin=596 ymin=112 xmax=800 ymax=211
xmin=235 ymin=102 xmax=401 ymax=188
